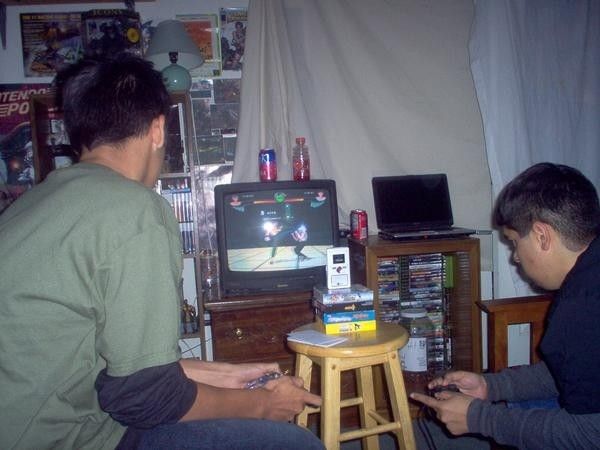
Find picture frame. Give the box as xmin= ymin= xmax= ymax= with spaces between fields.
xmin=177 ymin=14 xmax=221 ymax=78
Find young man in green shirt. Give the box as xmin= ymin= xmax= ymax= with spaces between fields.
xmin=0 ymin=55 xmax=323 ymax=450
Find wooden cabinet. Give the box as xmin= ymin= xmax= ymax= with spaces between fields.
xmin=348 ymin=235 xmax=482 ymax=375
xmin=205 ymin=291 xmax=315 ymax=372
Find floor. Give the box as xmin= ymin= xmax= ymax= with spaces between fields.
xmin=311 ymin=419 xmax=495 ymax=450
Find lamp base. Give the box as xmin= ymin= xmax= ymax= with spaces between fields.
xmin=162 ymin=63 xmax=192 ymax=91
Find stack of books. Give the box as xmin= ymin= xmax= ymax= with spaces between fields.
xmin=313 ymin=284 xmax=376 ymax=334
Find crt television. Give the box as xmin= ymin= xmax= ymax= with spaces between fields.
xmin=214 ymin=179 xmax=340 ymax=296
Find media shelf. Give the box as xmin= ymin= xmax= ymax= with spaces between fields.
xmin=348 ymin=235 xmax=481 ymax=416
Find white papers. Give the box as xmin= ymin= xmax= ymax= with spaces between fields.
xmin=287 ymin=329 xmax=348 ymax=347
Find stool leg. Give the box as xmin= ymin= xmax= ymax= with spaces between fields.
xmin=295 ymin=353 xmax=313 ymax=428
xmin=383 ymin=351 xmax=416 ymax=450
xmin=357 ymin=365 xmax=380 ymax=450
xmin=321 ymin=356 xmax=341 ymax=450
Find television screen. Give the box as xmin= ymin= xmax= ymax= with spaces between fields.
xmin=214 ymin=180 xmax=339 ymax=295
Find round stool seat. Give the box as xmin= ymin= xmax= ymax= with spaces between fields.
xmin=287 ymin=322 xmax=408 ymax=358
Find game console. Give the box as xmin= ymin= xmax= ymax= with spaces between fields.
xmin=326 ymin=247 xmax=351 ymax=289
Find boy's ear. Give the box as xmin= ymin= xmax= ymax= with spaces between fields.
xmin=531 ymin=221 xmax=552 ymax=251
xmin=150 ymin=115 xmax=166 ymax=150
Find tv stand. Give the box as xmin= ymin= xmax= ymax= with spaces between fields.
xmin=204 ymin=290 xmax=314 ymax=372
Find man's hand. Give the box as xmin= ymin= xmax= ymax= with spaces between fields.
xmin=428 ymin=370 xmax=488 ymax=400
xmin=180 ymin=359 xmax=280 ymax=389
xmin=261 ymin=375 xmax=322 ymax=422
xmin=410 ymin=390 xmax=473 ymax=435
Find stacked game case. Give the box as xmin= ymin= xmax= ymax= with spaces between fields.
xmin=377 ymin=257 xmax=401 ymax=322
xmin=402 ymin=253 xmax=448 ymax=373
xmin=313 ymin=284 xmax=376 ymax=334
xmin=375 ymin=253 xmax=452 ymax=373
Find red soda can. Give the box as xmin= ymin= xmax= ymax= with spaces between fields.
xmin=259 ymin=148 xmax=277 ymax=182
xmin=350 ymin=209 xmax=368 ymax=240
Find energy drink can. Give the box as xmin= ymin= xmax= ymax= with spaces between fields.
xmin=350 ymin=209 xmax=368 ymax=240
xmin=259 ymin=148 xmax=277 ymax=182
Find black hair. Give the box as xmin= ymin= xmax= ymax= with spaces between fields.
xmin=55 ymin=54 xmax=171 ymax=153
xmin=494 ymin=162 xmax=600 ymax=249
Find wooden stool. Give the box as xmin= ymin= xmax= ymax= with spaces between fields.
xmin=287 ymin=322 xmax=416 ymax=450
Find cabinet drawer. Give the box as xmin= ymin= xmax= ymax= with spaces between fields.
xmin=211 ymin=302 xmax=314 ymax=363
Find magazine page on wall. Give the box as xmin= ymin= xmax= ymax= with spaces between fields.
xmin=0 ymin=84 xmax=51 ymax=213
xmin=20 ymin=12 xmax=83 ymax=78
xmin=220 ymin=7 xmax=247 ymax=72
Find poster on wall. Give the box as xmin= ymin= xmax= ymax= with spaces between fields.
xmin=177 ymin=14 xmax=221 ymax=78
xmin=190 ymin=78 xmax=240 ymax=165
xmin=20 ymin=12 xmax=83 ymax=78
xmin=219 ymin=7 xmax=247 ymax=71
xmin=81 ymin=9 xmax=143 ymax=59
xmin=0 ymin=83 xmax=52 ymax=213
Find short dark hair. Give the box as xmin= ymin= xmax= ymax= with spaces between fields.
xmin=55 ymin=54 xmax=171 ymax=153
xmin=494 ymin=162 xmax=600 ymax=249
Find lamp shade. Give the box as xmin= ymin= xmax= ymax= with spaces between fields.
xmin=145 ymin=20 xmax=204 ymax=71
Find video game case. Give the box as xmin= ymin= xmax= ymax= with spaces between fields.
xmin=316 ymin=317 xmax=377 ymax=334
xmin=314 ymin=300 xmax=374 ymax=314
xmin=313 ymin=284 xmax=374 ymax=305
xmin=316 ymin=309 xmax=376 ymax=324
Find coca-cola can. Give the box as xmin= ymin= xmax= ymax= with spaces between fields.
xmin=350 ymin=209 xmax=368 ymax=240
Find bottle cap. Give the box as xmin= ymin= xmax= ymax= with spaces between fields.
xmin=296 ymin=137 xmax=306 ymax=145
xmin=400 ymin=308 xmax=428 ymax=318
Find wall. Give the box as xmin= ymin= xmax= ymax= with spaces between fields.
xmin=2 ymin=0 xmax=530 ymax=367
xmin=0 ymin=0 xmax=248 ymax=84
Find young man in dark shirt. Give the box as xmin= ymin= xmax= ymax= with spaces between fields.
xmin=412 ymin=163 xmax=600 ymax=449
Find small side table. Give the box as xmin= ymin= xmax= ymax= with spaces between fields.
xmin=287 ymin=322 xmax=416 ymax=450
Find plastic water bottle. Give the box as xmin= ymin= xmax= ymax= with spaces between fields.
xmin=292 ymin=137 xmax=310 ymax=181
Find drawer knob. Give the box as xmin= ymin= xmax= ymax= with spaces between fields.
xmin=234 ymin=327 xmax=244 ymax=339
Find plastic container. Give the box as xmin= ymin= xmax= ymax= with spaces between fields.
xmin=199 ymin=249 xmax=220 ymax=301
xmin=292 ymin=137 xmax=310 ymax=181
xmin=399 ymin=308 xmax=434 ymax=384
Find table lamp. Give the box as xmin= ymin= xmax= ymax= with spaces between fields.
xmin=145 ymin=20 xmax=203 ymax=91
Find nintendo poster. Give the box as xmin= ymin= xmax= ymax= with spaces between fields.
xmin=0 ymin=83 xmax=52 ymax=213
xmin=20 ymin=12 xmax=83 ymax=77
xmin=220 ymin=7 xmax=247 ymax=71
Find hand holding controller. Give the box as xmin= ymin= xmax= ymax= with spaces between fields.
xmin=245 ymin=370 xmax=289 ymax=389
xmin=428 ymin=383 xmax=460 ymax=396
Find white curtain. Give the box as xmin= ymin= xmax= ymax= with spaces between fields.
xmin=469 ymin=0 xmax=600 ymax=297
xmin=234 ymin=0 xmax=491 ymax=235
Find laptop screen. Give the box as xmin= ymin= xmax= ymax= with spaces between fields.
xmin=372 ymin=174 xmax=454 ymax=232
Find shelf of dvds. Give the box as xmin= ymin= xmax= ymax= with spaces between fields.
xmin=348 ymin=235 xmax=481 ymax=416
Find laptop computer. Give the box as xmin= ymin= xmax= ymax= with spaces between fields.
xmin=372 ymin=174 xmax=476 ymax=240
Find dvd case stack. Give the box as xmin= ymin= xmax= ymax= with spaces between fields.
xmin=313 ymin=284 xmax=376 ymax=334
xmin=157 ymin=177 xmax=195 ymax=255
xmin=401 ymin=253 xmax=448 ymax=373
xmin=377 ymin=257 xmax=402 ymax=323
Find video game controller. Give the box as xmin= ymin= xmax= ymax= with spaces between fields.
xmin=428 ymin=383 xmax=460 ymax=396
xmin=245 ymin=371 xmax=284 ymax=389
